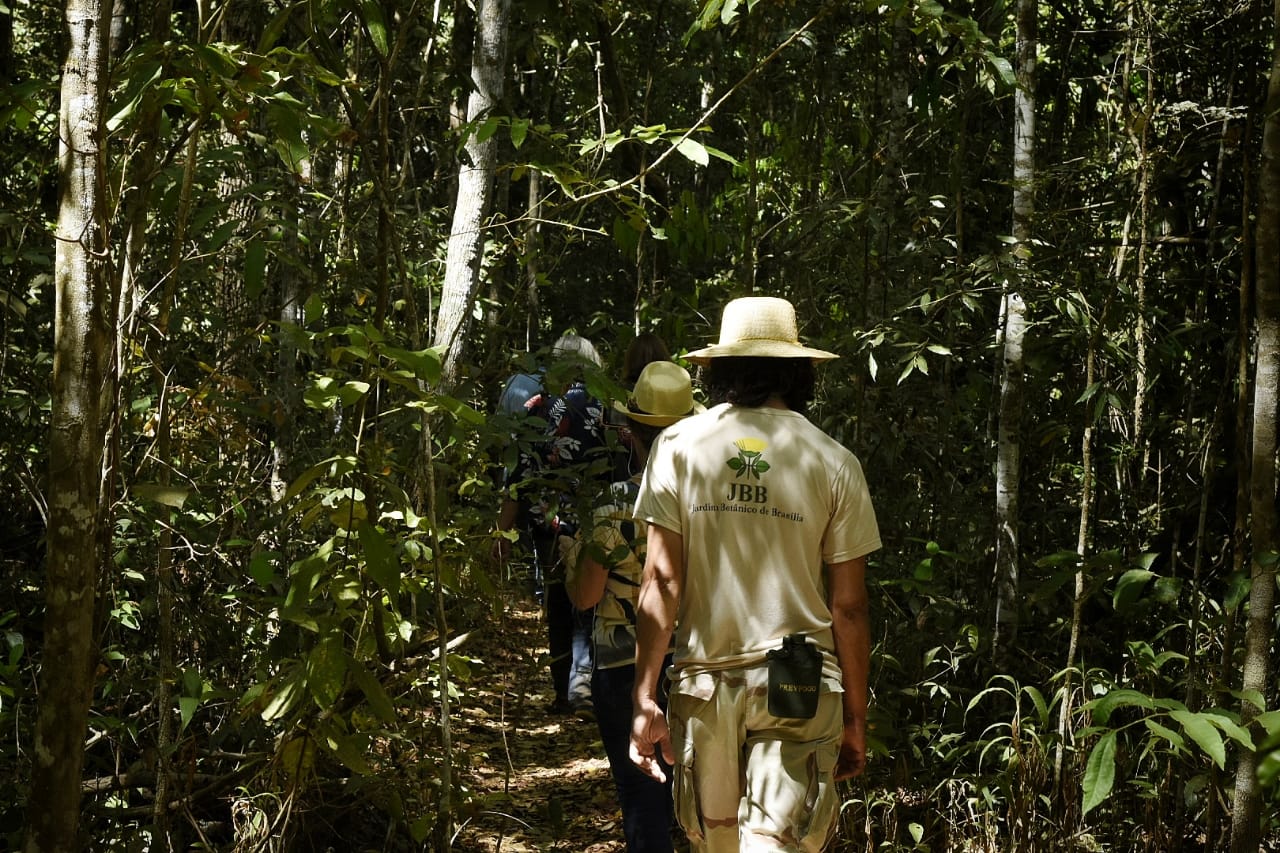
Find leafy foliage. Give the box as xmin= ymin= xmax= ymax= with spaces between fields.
xmin=2 ymin=0 xmax=1279 ymax=848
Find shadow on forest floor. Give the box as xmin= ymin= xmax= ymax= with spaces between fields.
xmin=451 ymin=595 xmax=671 ymax=853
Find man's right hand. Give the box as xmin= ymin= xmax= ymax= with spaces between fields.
xmin=629 ymin=698 xmax=675 ymax=783
xmin=834 ymin=720 xmax=866 ymax=780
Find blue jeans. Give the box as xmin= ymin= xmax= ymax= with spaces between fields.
xmin=546 ymin=581 xmax=593 ymax=705
xmin=592 ymin=662 xmax=675 ymax=852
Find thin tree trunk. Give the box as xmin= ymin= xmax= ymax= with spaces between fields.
xmin=524 ymin=169 xmax=542 ymax=350
xmin=24 ymin=2 xmax=114 ymax=850
xmin=1129 ymin=7 xmax=1154 ymax=478
xmin=994 ymin=0 xmax=1035 ymax=661
xmin=433 ymin=0 xmax=512 ymax=384
xmin=1229 ymin=1 xmax=1280 ymax=847
xmin=1212 ymin=109 xmax=1254 ymax=847
xmin=1054 ymin=320 xmax=1098 ymax=802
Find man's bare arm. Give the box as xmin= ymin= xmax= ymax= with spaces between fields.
xmin=829 ymin=555 xmax=870 ymax=780
xmin=629 ymin=522 xmax=683 ymax=782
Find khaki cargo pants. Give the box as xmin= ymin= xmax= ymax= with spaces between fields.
xmin=667 ymin=665 xmax=844 ymax=852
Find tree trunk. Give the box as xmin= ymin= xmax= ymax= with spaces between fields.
xmin=1229 ymin=2 xmax=1280 ymax=848
xmin=994 ymin=0 xmax=1035 ymax=661
xmin=24 ymin=1 xmax=114 ymax=850
xmin=1214 ymin=109 xmax=1254 ymax=848
xmin=433 ymin=0 xmax=512 ymax=385
xmin=1054 ymin=322 xmax=1098 ymax=802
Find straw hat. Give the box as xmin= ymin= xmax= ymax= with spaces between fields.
xmin=684 ymin=296 xmax=838 ymax=365
xmin=612 ymin=361 xmax=705 ymax=427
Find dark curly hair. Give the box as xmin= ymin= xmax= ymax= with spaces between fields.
xmin=703 ymin=357 xmax=815 ymax=416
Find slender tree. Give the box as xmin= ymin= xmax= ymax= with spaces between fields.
xmin=24 ymin=0 xmax=114 ymax=849
xmin=1229 ymin=1 xmax=1280 ymax=847
xmin=993 ymin=0 xmax=1035 ymax=660
xmin=433 ymin=0 xmax=512 ymax=384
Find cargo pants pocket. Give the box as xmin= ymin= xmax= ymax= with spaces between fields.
xmin=796 ymin=742 xmax=840 ymax=852
xmin=669 ymin=711 xmax=706 ymax=846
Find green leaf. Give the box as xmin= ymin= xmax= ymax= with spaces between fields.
xmin=676 ymin=137 xmax=709 ymax=167
xmin=337 ymin=380 xmax=371 ymax=407
xmin=476 ymin=115 xmax=501 ymax=144
xmin=1022 ymin=685 xmax=1049 ymax=725
xmin=179 ymin=696 xmax=199 ymax=733
xmin=360 ymin=0 xmax=389 ymax=56
xmin=284 ymin=550 xmax=330 ymax=614
xmin=1201 ymin=710 xmax=1254 ymax=750
xmin=700 ymin=0 xmax=724 ymax=27
xmin=351 ymin=659 xmax=398 ymax=724
xmin=206 ymin=219 xmax=239 ymax=252
xmin=1260 ymin=747 xmax=1280 ymax=788
xmin=1170 ymin=710 xmax=1226 ymax=768
xmin=1255 ymin=710 xmax=1280 ymax=735
xmin=307 ymin=634 xmax=346 ymax=709
xmin=1145 ymin=718 xmax=1185 ymax=752
xmin=358 ymin=520 xmax=401 ymax=596
xmin=702 ymin=142 xmax=741 ymax=166
xmin=1232 ymin=689 xmax=1266 ymax=714
xmin=896 ymin=359 xmax=917 ymax=384
xmin=182 ymin=667 xmax=202 ymax=697
xmin=280 ymin=459 xmax=331 ymax=505
xmin=248 ymin=550 xmax=279 ymax=584
xmin=986 ymin=54 xmax=1016 ymax=86
xmin=261 ymin=667 xmax=303 ymax=721
xmin=382 ymin=345 xmax=443 ymax=383
xmin=1081 ymin=731 xmax=1117 ymax=816
xmin=1113 ymin=568 xmax=1156 ymax=611
xmin=258 ymin=4 xmax=295 ymax=51
xmin=510 ymin=118 xmax=529 ymax=149
xmin=268 ymin=103 xmax=309 ymax=173
xmin=304 ymin=376 xmax=341 ymax=410
xmin=132 ymin=482 xmax=190 ymax=509
xmin=325 ymin=731 xmax=373 ymax=774
xmin=106 ymin=60 xmax=164 ymax=133
xmin=1083 ymin=688 xmax=1155 ymax=726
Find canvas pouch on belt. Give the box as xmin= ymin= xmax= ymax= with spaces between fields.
xmin=765 ymin=634 xmax=823 ymax=719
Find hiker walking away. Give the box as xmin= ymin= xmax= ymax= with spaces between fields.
xmin=563 ymin=361 xmax=703 ymax=851
xmin=494 ymin=333 xmax=609 ymax=716
xmin=629 ymin=296 xmax=882 ymax=852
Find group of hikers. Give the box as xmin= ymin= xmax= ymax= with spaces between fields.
xmin=491 ymin=296 xmax=881 ymax=853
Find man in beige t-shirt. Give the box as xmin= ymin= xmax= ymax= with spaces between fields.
xmin=629 ymin=296 xmax=881 ymax=852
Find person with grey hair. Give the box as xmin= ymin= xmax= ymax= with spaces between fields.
xmin=494 ymin=332 xmax=609 ymax=716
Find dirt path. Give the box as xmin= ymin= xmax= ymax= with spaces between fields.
xmin=451 ymin=595 xmax=632 ymax=853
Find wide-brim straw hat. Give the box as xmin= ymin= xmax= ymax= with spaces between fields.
xmin=684 ymin=296 xmax=839 ymax=365
xmin=612 ymin=361 xmax=706 ymax=427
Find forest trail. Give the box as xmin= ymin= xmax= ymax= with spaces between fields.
xmin=451 ymin=594 xmax=634 ymax=853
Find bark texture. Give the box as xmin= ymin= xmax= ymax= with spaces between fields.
xmin=24 ymin=1 xmax=114 ymax=849
xmin=994 ymin=0 xmax=1035 ymax=660
xmin=433 ymin=0 xmax=513 ymax=384
xmin=1229 ymin=1 xmax=1280 ymax=847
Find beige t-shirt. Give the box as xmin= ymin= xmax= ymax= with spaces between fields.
xmin=634 ymin=403 xmax=881 ymax=681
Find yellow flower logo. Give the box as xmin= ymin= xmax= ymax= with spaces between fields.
xmin=728 ymin=438 xmax=770 ymax=479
